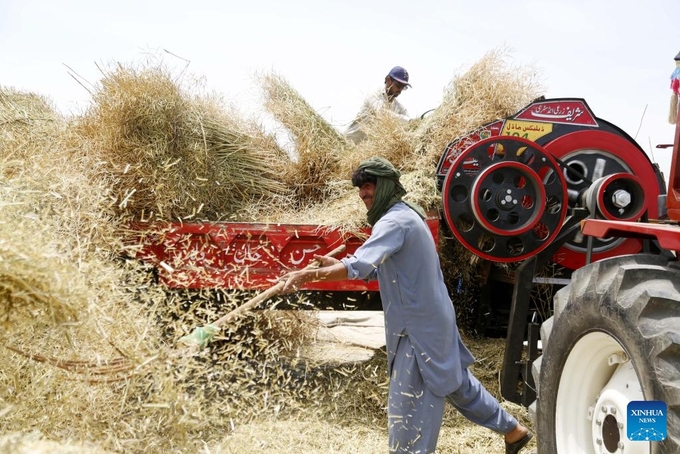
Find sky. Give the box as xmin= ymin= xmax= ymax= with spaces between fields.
xmin=2 ymin=0 xmax=679 ymax=183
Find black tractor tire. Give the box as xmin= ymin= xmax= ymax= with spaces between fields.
xmin=531 ymin=254 xmax=680 ymax=453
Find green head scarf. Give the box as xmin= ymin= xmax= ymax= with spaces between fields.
xmin=358 ymin=156 xmax=426 ymax=226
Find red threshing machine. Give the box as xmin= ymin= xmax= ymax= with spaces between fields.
xmin=135 ymin=93 xmax=679 ymax=452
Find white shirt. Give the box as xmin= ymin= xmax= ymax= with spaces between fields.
xmin=345 ymin=90 xmax=409 ymax=144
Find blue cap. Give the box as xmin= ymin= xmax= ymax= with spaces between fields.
xmin=388 ymin=66 xmax=411 ymax=87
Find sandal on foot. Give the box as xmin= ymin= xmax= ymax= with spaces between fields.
xmin=505 ymin=432 xmax=533 ymax=454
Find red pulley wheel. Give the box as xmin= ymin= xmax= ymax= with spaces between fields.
xmin=442 ymin=136 xmax=568 ymax=263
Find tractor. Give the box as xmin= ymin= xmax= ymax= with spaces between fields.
xmin=438 ymin=96 xmax=679 ymax=453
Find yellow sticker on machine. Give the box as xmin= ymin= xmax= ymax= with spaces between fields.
xmin=502 ymin=120 xmax=553 ymax=141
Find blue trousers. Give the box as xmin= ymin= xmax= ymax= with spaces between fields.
xmin=388 ymin=336 xmax=517 ymax=453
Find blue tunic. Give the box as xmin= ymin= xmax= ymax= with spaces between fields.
xmin=341 ymin=202 xmax=475 ymax=397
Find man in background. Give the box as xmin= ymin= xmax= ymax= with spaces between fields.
xmin=345 ymin=66 xmax=412 ymax=144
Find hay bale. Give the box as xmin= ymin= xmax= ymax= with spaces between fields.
xmin=77 ymin=63 xmax=290 ymax=222
xmin=0 ymin=88 xmax=63 ymax=150
xmin=417 ymin=47 xmax=545 ymax=167
xmin=338 ymin=109 xmax=424 ymax=176
xmin=260 ymin=72 xmax=351 ymax=203
xmin=194 ymin=113 xmax=293 ymax=221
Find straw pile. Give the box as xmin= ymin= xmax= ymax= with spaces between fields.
xmin=0 ymin=47 xmax=542 ymax=453
xmin=0 ymin=87 xmax=124 ymax=327
xmin=258 ymin=74 xmax=437 ymax=229
xmin=77 ymin=63 xmax=291 ymax=223
xmin=416 ymin=47 xmax=544 ymax=167
xmin=0 ymin=85 xmax=176 ymax=451
xmin=0 ymin=81 xmax=315 ymax=453
xmin=259 ymin=48 xmax=543 ymax=226
xmin=338 ymin=109 xmax=425 ymax=175
xmin=0 ymin=88 xmax=63 ymax=160
xmin=261 ymin=72 xmax=350 ymax=204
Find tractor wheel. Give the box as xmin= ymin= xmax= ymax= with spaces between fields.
xmin=531 ymin=254 xmax=680 ymax=453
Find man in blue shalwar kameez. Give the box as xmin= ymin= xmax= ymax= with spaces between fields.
xmin=282 ymin=157 xmax=533 ymax=454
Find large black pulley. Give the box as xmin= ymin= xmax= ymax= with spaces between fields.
xmin=442 ymin=136 xmax=568 ymax=262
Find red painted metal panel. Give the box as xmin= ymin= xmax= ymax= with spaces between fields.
xmin=131 ymin=217 xmax=440 ymax=290
xmin=437 ymin=120 xmax=504 ymax=178
xmin=514 ymin=99 xmax=598 ymax=126
xmin=581 ymin=219 xmax=680 ymax=253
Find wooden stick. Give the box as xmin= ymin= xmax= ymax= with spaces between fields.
xmin=210 ymin=243 xmax=346 ymax=328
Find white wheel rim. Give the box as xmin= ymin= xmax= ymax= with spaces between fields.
xmin=555 ymin=331 xmax=649 ymax=453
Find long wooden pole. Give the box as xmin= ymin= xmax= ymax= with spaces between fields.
xmin=178 ymin=244 xmax=346 ymax=348
xmin=211 ymin=243 xmax=346 ymax=327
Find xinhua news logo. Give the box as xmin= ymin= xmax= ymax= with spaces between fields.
xmin=627 ymin=401 xmax=667 ymax=442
